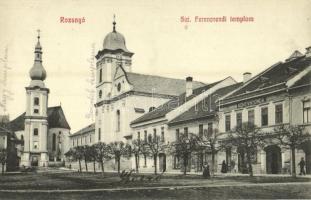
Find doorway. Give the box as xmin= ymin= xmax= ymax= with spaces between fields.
xmin=159 ymin=153 xmax=166 ymax=172
xmin=31 ymin=156 xmax=39 ymax=167
xmin=265 ymin=145 xmax=282 ymax=174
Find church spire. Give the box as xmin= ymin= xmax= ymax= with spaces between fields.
xmin=29 ymin=29 xmax=47 ymax=85
xmin=113 ymin=14 xmax=116 ymax=32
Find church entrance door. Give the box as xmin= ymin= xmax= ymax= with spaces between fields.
xmin=31 ymin=156 xmax=39 ymax=167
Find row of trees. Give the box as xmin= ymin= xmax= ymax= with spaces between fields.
xmin=65 ymin=122 xmax=310 ymax=177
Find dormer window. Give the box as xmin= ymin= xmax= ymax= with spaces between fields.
xmin=34 ymin=97 xmax=39 ymax=105
xmin=149 ymin=107 xmax=156 ymax=112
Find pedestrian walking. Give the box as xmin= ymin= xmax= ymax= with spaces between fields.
xmin=203 ymin=162 xmax=211 ymax=179
xmin=298 ymin=157 xmax=306 ymax=175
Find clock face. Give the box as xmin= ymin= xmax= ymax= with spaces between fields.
xmin=116 ymin=54 xmax=122 ymax=59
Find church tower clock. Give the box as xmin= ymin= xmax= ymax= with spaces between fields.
xmin=22 ymin=30 xmax=49 ymax=167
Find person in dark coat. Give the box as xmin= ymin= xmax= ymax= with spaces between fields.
xmin=203 ymin=163 xmax=211 ymax=179
xmin=221 ymin=160 xmax=227 ymax=173
xmin=298 ymin=157 xmax=306 ymax=175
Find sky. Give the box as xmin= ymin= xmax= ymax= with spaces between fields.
xmin=0 ymin=0 xmax=310 ymax=133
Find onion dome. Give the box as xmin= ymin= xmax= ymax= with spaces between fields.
xmin=29 ymin=30 xmax=47 ymax=84
xmin=102 ymin=17 xmax=130 ymax=53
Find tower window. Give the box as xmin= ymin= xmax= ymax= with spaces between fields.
xmin=98 ymin=128 xmax=101 ymax=141
xmin=52 ymin=133 xmax=56 ymax=151
xmin=99 ymin=69 xmax=102 ymax=83
xmin=33 ymin=128 xmax=38 ymax=136
xmin=99 ymin=90 xmax=102 ymax=98
xmin=33 ymin=141 xmax=39 ymax=149
xmin=117 ymin=83 xmax=121 ymax=92
xmin=34 ymin=97 xmax=39 ymax=105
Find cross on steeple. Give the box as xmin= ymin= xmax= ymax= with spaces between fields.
xmin=37 ymin=29 xmax=41 ymax=41
xmin=113 ymin=14 xmax=116 ymax=32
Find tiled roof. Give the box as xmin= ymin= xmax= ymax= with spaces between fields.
xmin=130 ymin=80 xmax=222 ymax=125
xmin=290 ymin=70 xmax=311 ymax=88
xmin=70 ymin=123 xmax=95 ymax=137
xmin=226 ymin=56 xmax=311 ymax=99
xmin=169 ymin=82 xmax=243 ymax=125
xmin=126 ymin=73 xmax=206 ymax=96
xmin=8 ymin=106 xmax=71 ymax=132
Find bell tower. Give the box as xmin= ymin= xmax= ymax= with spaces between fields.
xmin=22 ymin=30 xmax=49 ymax=167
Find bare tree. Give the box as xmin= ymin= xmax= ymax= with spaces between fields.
xmin=0 ymin=148 xmax=7 ymax=175
xmin=94 ymin=142 xmax=110 ymax=176
xmin=89 ymin=145 xmax=98 ymax=173
xmin=274 ymin=124 xmax=310 ymax=177
xmin=130 ymin=139 xmax=143 ymax=173
xmin=144 ymin=134 xmax=166 ymax=175
xmin=226 ymin=122 xmax=266 ymax=177
xmin=107 ymin=141 xmax=130 ymax=174
xmin=170 ymin=132 xmax=200 ymax=175
xmin=73 ymin=146 xmax=84 ymax=172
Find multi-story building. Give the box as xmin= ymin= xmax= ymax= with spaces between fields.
xmin=218 ymin=48 xmax=311 ymax=174
xmin=69 ymin=123 xmax=95 ymax=148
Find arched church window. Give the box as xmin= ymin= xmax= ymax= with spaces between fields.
xmin=149 ymin=107 xmax=156 ymax=112
xmin=116 ymin=110 xmax=121 ymax=132
xmin=99 ymin=90 xmax=102 ymax=98
xmin=21 ymin=135 xmax=24 ymax=146
xmin=52 ymin=133 xmax=56 ymax=151
xmin=33 ymin=128 xmax=38 ymax=136
xmin=34 ymin=97 xmax=39 ymax=105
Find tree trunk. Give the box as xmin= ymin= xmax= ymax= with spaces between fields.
xmin=117 ymin=157 xmax=121 ymax=174
xmin=246 ymin=151 xmax=253 ymax=177
xmin=154 ymin=154 xmax=157 ymax=175
xmin=291 ymin=146 xmax=296 ymax=177
xmin=78 ymin=158 xmax=82 ymax=173
xmin=211 ymin=150 xmax=215 ymax=176
xmin=93 ymin=160 xmax=96 ymax=173
xmin=85 ymin=158 xmax=88 ymax=172
xmin=183 ymin=154 xmax=188 ymax=175
xmin=1 ymin=163 xmax=4 ymax=175
xmin=101 ymin=159 xmax=104 ymax=176
xmin=135 ymin=154 xmax=139 ymax=173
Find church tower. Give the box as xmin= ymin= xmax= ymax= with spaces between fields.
xmin=95 ymin=16 xmax=134 ymax=102
xmin=22 ymin=30 xmax=49 ymax=167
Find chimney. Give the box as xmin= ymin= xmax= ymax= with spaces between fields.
xmin=305 ymin=46 xmax=311 ymax=57
xmin=243 ymin=72 xmax=252 ymax=83
xmin=186 ymin=76 xmax=193 ymax=97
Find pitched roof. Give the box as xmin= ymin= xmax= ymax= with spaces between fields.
xmin=126 ymin=73 xmax=206 ymax=96
xmin=226 ymin=56 xmax=311 ymax=98
xmin=69 ymin=123 xmax=95 ymax=137
xmin=130 ymin=80 xmax=222 ymax=125
xmin=8 ymin=106 xmax=71 ymax=132
xmin=290 ymin=70 xmax=311 ymax=88
xmin=169 ymin=82 xmax=243 ymax=125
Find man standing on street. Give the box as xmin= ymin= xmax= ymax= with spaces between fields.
xmin=298 ymin=157 xmax=306 ymax=175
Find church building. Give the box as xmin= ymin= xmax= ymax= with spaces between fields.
xmin=8 ymin=32 xmax=71 ymax=167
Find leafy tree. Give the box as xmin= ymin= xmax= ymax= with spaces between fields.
xmin=226 ymin=122 xmax=266 ymax=177
xmin=94 ymin=142 xmax=110 ymax=175
xmin=0 ymin=148 xmax=7 ymax=175
xmin=144 ymin=134 xmax=166 ymax=175
xmin=170 ymin=133 xmax=200 ymax=175
xmin=82 ymin=145 xmax=92 ymax=172
xmin=130 ymin=139 xmax=143 ymax=173
xmin=89 ymin=144 xmax=98 ymax=173
xmin=73 ymin=146 xmax=84 ymax=172
xmin=107 ymin=141 xmax=131 ymax=174
xmin=274 ymin=124 xmax=310 ymax=177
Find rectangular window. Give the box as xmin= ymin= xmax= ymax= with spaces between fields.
xmin=184 ymin=127 xmax=188 ymax=138
xmin=176 ymin=129 xmax=180 ymax=141
xmin=137 ymin=132 xmax=141 ymax=140
xmin=261 ymin=107 xmax=268 ymax=126
xmin=236 ymin=112 xmax=242 ymax=127
xmin=225 ymin=115 xmax=231 ymax=131
xmin=99 ymin=68 xmax=102 ymax=83
xmin=144 ymin=131 xmax=147 ymax=142
xmin=98 ymin=128 xmax=101 ymax=141
xmin=248 ymin=110 xmax=255 ymax=125
xmin=33 ymin=128 xmax=38 ymax=136
xmin=144 ymin=154 xmax=147 ymax=167
xmin=161 ymin=127 xmax=165 ymax=142
xmin=303 ymin=101 xmax=311 ymax=123
xmin=275 ymin=104 xmax=283 ymax=124
xmin=34 ymin=97 xmax=39 ymax=105
xmin=72 ymin=139 xmax=74 ymax=147
xmin=199 ymin=124 xmax=204 ymax=138
xmin=208 ymin=123 xmax=213 ymax=136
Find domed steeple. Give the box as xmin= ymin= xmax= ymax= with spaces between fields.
xmin=29 ymin=30 xmax=47 ymax=87
xmin=102 ymin=16 xmax=130 ymax=53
